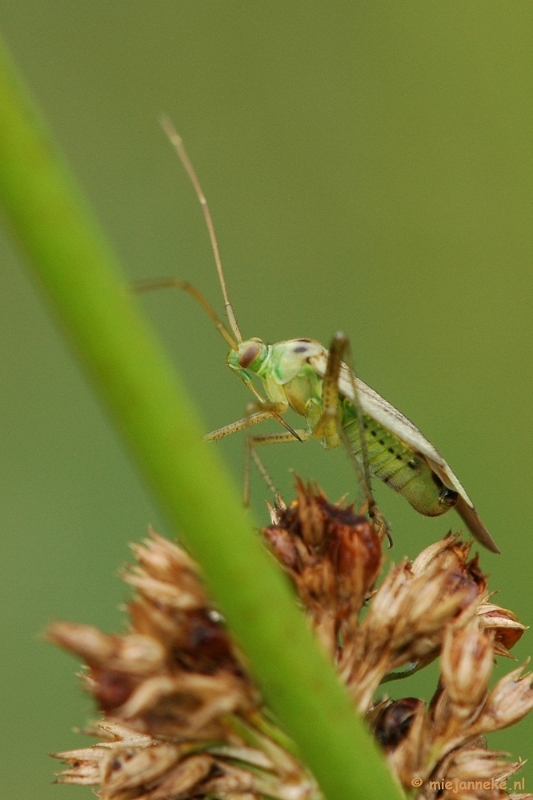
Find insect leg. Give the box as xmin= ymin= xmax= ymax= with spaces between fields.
xmin=205 ymin=391 xmax=303 ymax=504
xmin=317 ymin=332 xmax=389 ymax=540
xmin=205 ymin=410 xmax=277 ymax=442
xmin=249 ymin=448 xmax=281 ymax=502
xmin=242 ymin=401 xmax=304 ymax=505
xmin=245 ymin=427 xmax=311 ymax=504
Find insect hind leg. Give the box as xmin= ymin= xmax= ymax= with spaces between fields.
xmin=316 ymin=332 xmax=390 ymax=543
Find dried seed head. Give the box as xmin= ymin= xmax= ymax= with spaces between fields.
xmin=440 ymin=619 xmax=494 ymax=718
xmin=48 ymin=533 xmax=257 ymax=742
xmin=474 ymin=663 xmax=533 ymax=733
xmin=50 ymin=481 xmax=531 ymax=800
xmin=263 ymin=479 xmax=382 ymax=654
xmin=477 ymin=602 xmax=527 ymax=657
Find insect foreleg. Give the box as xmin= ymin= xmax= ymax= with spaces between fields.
xmin=205 ymin=397 xmax=302 ymax=504
xmin=238 ymin=377 xmax=304 ymax=441
xmin=248 ymin=429 xmax=311 ymax=445
xmin=205 ymin=410 xmax=276 ymax=442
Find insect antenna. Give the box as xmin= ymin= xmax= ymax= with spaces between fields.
xmin=134 ymin=277 xmax=238 ymax=351
xmin=160 ymin=115 xmax=242 ymax=345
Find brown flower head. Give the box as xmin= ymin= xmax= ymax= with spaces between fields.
xmin=50 ymin=482 xmax=531 ymax=800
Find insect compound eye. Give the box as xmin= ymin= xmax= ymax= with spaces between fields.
xmin=238 ymin=342 xmax=262 ymax=369
xmin=439 ymin=486 xmax=459 ymax=508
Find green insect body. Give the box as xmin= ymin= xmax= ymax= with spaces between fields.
xmin=227 ymin=336 xmax=499 ymax=553
xmin=148 ymin=117 xmax=499 ymax=555
xmin=342 ymin=406 xmax=454 ymax=517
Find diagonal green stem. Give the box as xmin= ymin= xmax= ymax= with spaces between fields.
xmin=0 ymin=33 xmax=402 ymax=800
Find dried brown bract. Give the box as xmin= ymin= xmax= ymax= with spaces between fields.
xmin=264 ymin=479 xmax=383 ymax=655
xmin=51 ymin=483 xmax=531 ymax=800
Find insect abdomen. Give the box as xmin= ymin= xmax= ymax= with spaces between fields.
xmin=342 ymin=401 xmax=456 ymax=517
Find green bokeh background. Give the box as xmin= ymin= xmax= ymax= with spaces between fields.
xmin=1 ymin=4 xmax=532 ymax=798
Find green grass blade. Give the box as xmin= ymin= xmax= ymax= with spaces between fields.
xmin=0 ymin=33 xmax=402 ymax=800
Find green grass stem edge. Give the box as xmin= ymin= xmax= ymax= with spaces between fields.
xmin=0 ymin=34 xmax=402 ymax=800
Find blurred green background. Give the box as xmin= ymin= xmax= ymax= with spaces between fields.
xmin=1 ymin=4 xmax=532 ymax=798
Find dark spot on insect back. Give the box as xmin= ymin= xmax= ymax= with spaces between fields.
xmin=293 ymin=339 xmax=312 ymax=353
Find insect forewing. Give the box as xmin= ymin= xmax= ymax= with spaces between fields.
xmin=310 ymin=353 xmax=499 ymax=553
xmin=452 ymin=495 xmax=499 ymax=553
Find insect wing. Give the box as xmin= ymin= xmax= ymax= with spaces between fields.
xmin=310 ymin=353 xmax=446 ymax=463
xmin=309 ymin=353 xmax=499 ymax=553
xmin=453 ymin=496 xmax=499 ymax=553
